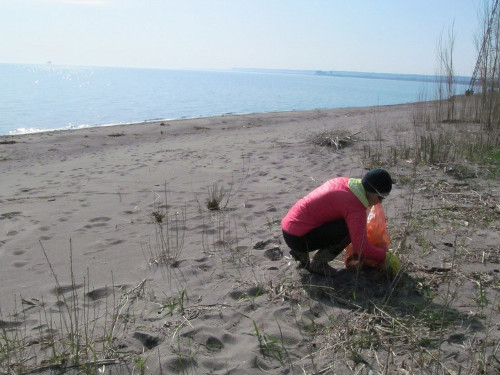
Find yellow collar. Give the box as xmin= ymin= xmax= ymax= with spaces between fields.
xmin=348 ymin=178 xmax=369 ymax=208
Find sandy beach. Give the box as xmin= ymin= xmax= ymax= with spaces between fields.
xmin=1 ymin=102 xmax=499 ymax=374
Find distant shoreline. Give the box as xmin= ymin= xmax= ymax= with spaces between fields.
xmin=232 ymin=67 xmax=472 ymax=85
xmin=314 ymin=70 xmax=471 ymax=85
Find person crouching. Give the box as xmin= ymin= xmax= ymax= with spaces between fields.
xmin=281 ymin=168 xmax=401 ymax=277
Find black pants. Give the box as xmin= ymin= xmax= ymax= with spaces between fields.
xmin=282 ymin=219 xmax=351 ymax=256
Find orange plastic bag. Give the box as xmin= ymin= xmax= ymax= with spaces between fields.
xmin=344 ymin=203 xmax=390 ymax=269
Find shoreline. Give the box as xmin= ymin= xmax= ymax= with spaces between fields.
xmin=1 ymin=99 xmax=429 ymax=139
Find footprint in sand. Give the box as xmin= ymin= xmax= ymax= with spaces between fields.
xmin=106 ymin=238 xmax=124 ymax=246
xmin=132 ymin=331 xmax=159 ymax=350
xmin=0 ymin=320 xmax=23 ymax=330
xmin=50 ymin=283 xmax=84 ymax=296
xmin=264 ymin=247 xmax=283 ymax=261
xmin=0 ymin=212 xmax=22 ymax=221
xmin=228 ymin=285 xmax=264 ymax=301
xmin=85 ymin=285 xmax=129 ymax=301
xmin=79 ymin=217 xmax=112 ymax=231
xmin=89 ymin=217 xmax=111 ymax=224
xmin=181 ymin=325 xmax=236 ymax=352
xmin=253 ymin=239 xmax=283 ymax=262
xmin=11 ymin=261 xmax=29 ymax=268
xmin=162 ymin=355 xmax=197 ymax=373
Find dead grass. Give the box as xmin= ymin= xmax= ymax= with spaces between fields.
xmin=309 ymin=129 xmax=361 ymax=151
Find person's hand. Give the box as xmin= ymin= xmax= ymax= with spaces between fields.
xmin=385 ymin=252 xmax=401 ymax=276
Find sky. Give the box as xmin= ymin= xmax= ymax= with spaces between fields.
xmin=0 ymin=0 xmax=485 ymax=76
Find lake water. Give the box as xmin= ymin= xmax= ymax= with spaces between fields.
xmin=0 ymin=64 xmax=469 ymax=135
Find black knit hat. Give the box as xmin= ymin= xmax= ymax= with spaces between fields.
xmin=362 ymin=168 xmax=393 ymax=195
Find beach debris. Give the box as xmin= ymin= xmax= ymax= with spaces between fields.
xmin=309 ymin=129 xmax=360 ymax=151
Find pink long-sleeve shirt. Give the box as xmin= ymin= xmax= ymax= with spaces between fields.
xmin=281 ymin=177 xmax=386 ymax=263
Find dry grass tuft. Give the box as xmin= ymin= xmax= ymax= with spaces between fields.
xmin=310 ymin=129 xmax=361 ymax=151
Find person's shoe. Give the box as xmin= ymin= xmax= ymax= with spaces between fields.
xmin=290 ymin=250 xmax=310 ymax=269
xmin=308 ymin=260 xmax=337 ymax=277
xmin=308 ymin=247 xmax=338 ymax=277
